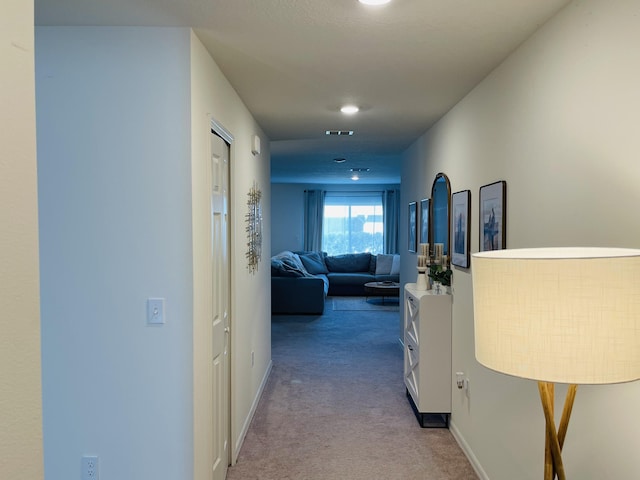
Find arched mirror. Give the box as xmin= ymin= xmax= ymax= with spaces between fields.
xmin=430 ymin=172 xmax=451 ymax=256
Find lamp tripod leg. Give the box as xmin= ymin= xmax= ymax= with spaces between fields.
xmin=538 ymin=382 xmax=577 ymax=480
xmin=543 ymin=383 xmax=554 ymax=480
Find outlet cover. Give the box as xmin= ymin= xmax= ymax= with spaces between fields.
xmin=81 ymin=455 xmax=99 ymax=480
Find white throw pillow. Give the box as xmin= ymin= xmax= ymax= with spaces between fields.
xmin=375 ymin=254 xmax=394 ymax=275
xmin=390 ymin=254 xmax=401 ymax=275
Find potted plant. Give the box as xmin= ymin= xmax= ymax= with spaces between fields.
xmin=428 ymin=264 xmax=452 ymax=287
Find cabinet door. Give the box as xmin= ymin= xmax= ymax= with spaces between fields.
xmin=404 ymin=335 xmax=419 ymax=399
xmin=405 ymin=292 xmax=419 ymax=346
xmin=418 ymin=294 xmax=452 ymax=412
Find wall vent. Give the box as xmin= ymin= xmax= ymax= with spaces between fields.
xmin=325 ymin=130 xmax=354 ymax=136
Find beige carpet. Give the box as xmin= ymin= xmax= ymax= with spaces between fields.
xmin=226 ymin=300 xmax=478 ymax=480
xmin=332 ymin=295 xmax=399 ymax=312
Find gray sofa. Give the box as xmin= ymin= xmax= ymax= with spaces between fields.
xmin=271 ymin=251 xmax=400 ymax=314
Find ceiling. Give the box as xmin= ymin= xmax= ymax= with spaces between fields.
xmin=35 ymin=0 xmax=571 ymax=184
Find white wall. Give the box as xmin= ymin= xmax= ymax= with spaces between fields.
xmin=190 ymin=31 xmax=272 ymax=466
xmin=271 ymin=182 xmax=400 ymax=256
xmin=36 ymin=26 xmax=273 ymax=480
xmin=401 ymin=1 xmax=640 ymax=478
xmin=0 ymin=1 xmax=43 ymax=479
xmin=37 ymin=27 xmax=194 ymax=479
xmin=271 ymin=184 xmax=306 ymax=254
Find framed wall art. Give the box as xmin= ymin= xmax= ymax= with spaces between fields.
xmin=451 ymin=190 xmax=471 ymax=268
xmin=479 ymin=180 xmax=506 ymax=251
xmin=408 ymin=201 xmax=417 ymax=253
xmin=419 ymin=198 xmax=430 ymax=246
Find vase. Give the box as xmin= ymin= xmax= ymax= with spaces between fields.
xmin=432 ymin=281 xmax=443 ymax=294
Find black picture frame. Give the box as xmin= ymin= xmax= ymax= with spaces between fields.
xmin=419 ymin=198 xmax=430 ymax=246
xmin=408 ymin=201 xmax=417 ymax=252
xmin=451 ymin=190 xmax=471 ymax=268
xmin=479 ymin=181 xmax=506 ymax=251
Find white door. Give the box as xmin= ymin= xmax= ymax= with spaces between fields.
xmin=210 ymin=132 xmax=230 ymax=480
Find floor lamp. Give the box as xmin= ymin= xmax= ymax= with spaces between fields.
xmin=471 ymin=247 xmax=640 ymax=480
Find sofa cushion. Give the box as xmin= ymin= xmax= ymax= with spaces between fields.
xmin=327 ymin=272 xmax=376 ymax=285
xmin=369 ymin=255 xmax=377 ymax=274
xmin=325 ymin=253 xmax=371 ymax=272
xmin=298 ymin=251 xmax=329 ymax=274
xmin=375 ymin=274 xmax=399 ymax=283
xmin=375 ymin=254 xmax=394 ymax=274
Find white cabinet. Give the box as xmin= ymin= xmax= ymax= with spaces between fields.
xmin=404 ymin=283 xmax=452 ymax=427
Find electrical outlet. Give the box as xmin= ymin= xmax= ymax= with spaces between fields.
xmin=81 ymin=456 xmax=99 ymax=480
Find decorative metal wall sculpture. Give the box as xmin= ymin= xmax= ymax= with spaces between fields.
xmin=245 ymin=181 xmax=262 ymax=273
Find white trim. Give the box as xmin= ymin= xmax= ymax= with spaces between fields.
xmin=450 ymin=419 xmax=490 ymax=480
xmin=210 ymin=117 xmax=234 ymax=144
xmin=232 ymin=360 xmax=273 ymax=465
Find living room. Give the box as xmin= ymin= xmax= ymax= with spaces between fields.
xmin=5 ymin=1 xmax=640 ymax=480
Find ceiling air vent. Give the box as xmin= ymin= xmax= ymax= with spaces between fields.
xmin=325 ymin=130 xmax=354 ymax=136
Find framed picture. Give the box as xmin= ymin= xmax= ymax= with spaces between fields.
xmin=419 ymin=198 xmax=430 ymax=246
xmin=479 ymin=181 xmax=506 ymax=251
xmin=451 ymin=190 xmax=470 ymax=268
xmin=408 ymin=201 xmax=417 ymax=252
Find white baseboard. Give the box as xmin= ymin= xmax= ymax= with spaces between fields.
xmin=232 ymin=360 xmax=273 ymax=465
xmin=450 ymin=419 xmax=490 ymax=480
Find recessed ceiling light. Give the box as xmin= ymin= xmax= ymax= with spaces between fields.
xmin=351 ymin=174 xmax=360 ymax=181
xmin=359 ymin=0 xmax=392 ymax=5
xmin=340 ymin=105 xmax=359 ymax=115
xmin=334 ymin=158 xmax=346 ymax=163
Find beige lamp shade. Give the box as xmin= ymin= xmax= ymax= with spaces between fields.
xmin=472 ymin=247 xmax=640 ymax=385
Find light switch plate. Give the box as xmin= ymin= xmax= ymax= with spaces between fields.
xmin=147 ymin=298 xmax=165 ymax=325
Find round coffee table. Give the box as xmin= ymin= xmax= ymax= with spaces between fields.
xmin=364 ymin=281 xmax=400 ymax=305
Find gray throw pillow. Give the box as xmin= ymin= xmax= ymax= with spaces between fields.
xmin=299 ymin=252 xmax=329 ymax=274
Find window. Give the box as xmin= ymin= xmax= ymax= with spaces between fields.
xmin=322 ymin=192 xmax=383 ymax=255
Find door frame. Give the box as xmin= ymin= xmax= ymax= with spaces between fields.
xmin=210 ymin=118 xmax=234 ymax=469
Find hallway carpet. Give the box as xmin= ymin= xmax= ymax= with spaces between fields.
xmin=226 ymin=297 xmax=478 ymax=480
